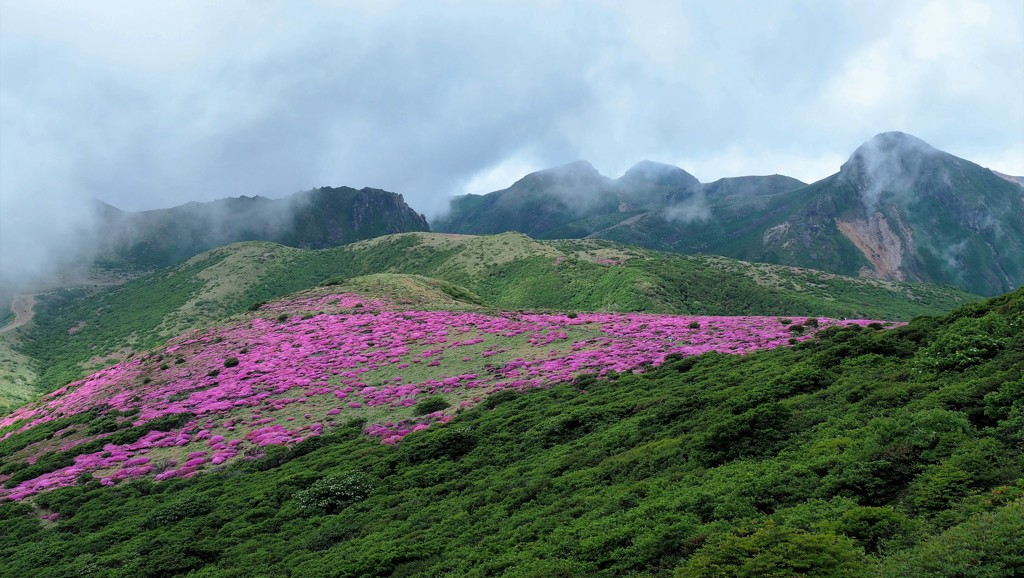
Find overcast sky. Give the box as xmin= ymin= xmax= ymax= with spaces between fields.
xmin=1 ymin=0 xmax=1022 ymax=286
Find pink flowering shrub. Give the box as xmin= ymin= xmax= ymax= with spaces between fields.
xmin=0 ymin=291 xmax=895 ymax=500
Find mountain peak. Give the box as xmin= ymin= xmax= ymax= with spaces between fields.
xmin=864 ymin=130 xmax=935 ymax=151
xmin=846 ymin=132 xmax=938 ymax=165
xmin=509 ymin=160 xmax=610 ymax=190
xmin=619 ymin=160 xmax=700 ymax=189
xmin=538 ymin=159 xmax=599 ymax=178
xmin=839 ymin=131 xmax=942 ymax=190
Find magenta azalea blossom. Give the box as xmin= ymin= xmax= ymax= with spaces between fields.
xmin=0 ymin=291 xmax=895 ymax=500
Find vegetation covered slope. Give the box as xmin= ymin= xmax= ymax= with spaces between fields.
xmin=0 ymin=288 xmax=878 ymax=501
xmin=433 ymin=159 xmax=805 ymax=243
xmin=436 ymin=133 xmax=1024 ymax=296
xmin=12 ymin=233 xmax=977 ymax=396
xmin=1 ymin=288 xmax=1020 ymax=577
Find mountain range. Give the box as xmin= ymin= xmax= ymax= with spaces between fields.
xmin=435 ymin=132 xmax=1024 ymax=296
xmin=58 ymin=131 xmax=1023 ymax=297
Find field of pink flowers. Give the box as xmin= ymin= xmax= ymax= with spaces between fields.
xmin=0 ymin=292 xmax=891 ymax=500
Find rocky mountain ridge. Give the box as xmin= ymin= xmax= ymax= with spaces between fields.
xmin=436 ymin=132 xmax=1023 ymax=295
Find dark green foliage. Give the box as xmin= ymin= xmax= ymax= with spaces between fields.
xmin=833 ymin=507 xmax=912 ymax=553
xmin=677 ymin=523 xmax=868 ymax=577
xmin=915 ymin=312 xmax=1011 ymax=371
xmin=294 ymin=472 xmax=374 ymax=515
xmin=2 ymin=290 xmax=1020 ymax=577
xmin=876 ymin=501 xmax=1024 ymax=577
xmin=412 ymin=396 xmax=450 ymax=416
xmin=145 ymin=496 xmax=214 ymax=528
xmin=675 ymin=520 xmax=868 ymax=573
xmin=246 ymin=300 xmax=268 ymax=312
xmin=223 ymin=357 xmax=239 ymax=368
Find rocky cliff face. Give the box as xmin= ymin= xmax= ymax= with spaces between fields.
xmin=835 ymin=212 xmax=913 ymax=281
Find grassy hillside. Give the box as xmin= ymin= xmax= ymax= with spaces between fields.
xmin=0 ymin=286 xmax=882 ymax=501
xmin=1 ymin=287 xmax=1020 ymax=577
xmin=10 ymin=233 xmax=978 ymax=397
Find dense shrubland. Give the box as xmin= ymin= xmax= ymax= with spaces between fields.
xmin=1 ymin=288 xmax=1019 ymax=577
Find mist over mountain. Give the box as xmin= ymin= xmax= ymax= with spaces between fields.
xmin=436 ymin=132 xmax=1023 ymax=296
xmin=991 ymin=170 xmax=1024 ymax=188
xmin=91 ymin=187 xmax=429 ymax=270
xmin=755 ymin=132 xmax=1024 ymax=295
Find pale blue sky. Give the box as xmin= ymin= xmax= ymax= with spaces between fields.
xmin=1 ymin=0 xmax=1022 ymax=283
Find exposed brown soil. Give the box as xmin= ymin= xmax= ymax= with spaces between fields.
xmin=836 ymin=213 xmax=909 ymax=281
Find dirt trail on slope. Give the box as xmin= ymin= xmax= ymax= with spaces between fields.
xmin=0 ymin=294 xmax=36 ymax=335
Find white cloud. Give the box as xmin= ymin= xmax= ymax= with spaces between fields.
xmin=816 ymin=0 xmax=1023 ymax=130
xmin=961 ymin=145 xmax=1024 ymax=176
xmin=0 ymin=0 xmax=1021 ymax=286
xmin=460 ymin=154 xmax=546 ymax=197
xmin=675 ymin=145 xmax=848 ymax=184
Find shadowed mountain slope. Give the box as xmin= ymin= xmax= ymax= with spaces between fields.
xmin=94 ymin=186 xmax=430 ymax=270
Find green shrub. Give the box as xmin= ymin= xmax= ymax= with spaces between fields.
xmin=145 ymin=497 xmax=213 ymax=529
xmin=834 ymin=507 xmax=911 ymax=553
xmin=223 ymin=357 xmax=240 ymax=368
xmin=412 ymin=396 xmax=450 ymax=416
xmin=295 ymin=473 xmax=374 ymax=515
xmin=677 ymin=523 xmax=868 ymax=577
xmin=916 ymin=313 xmax=1011 ymax=371
xmin=875 ymin=502 xmax=1024 ymax=578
